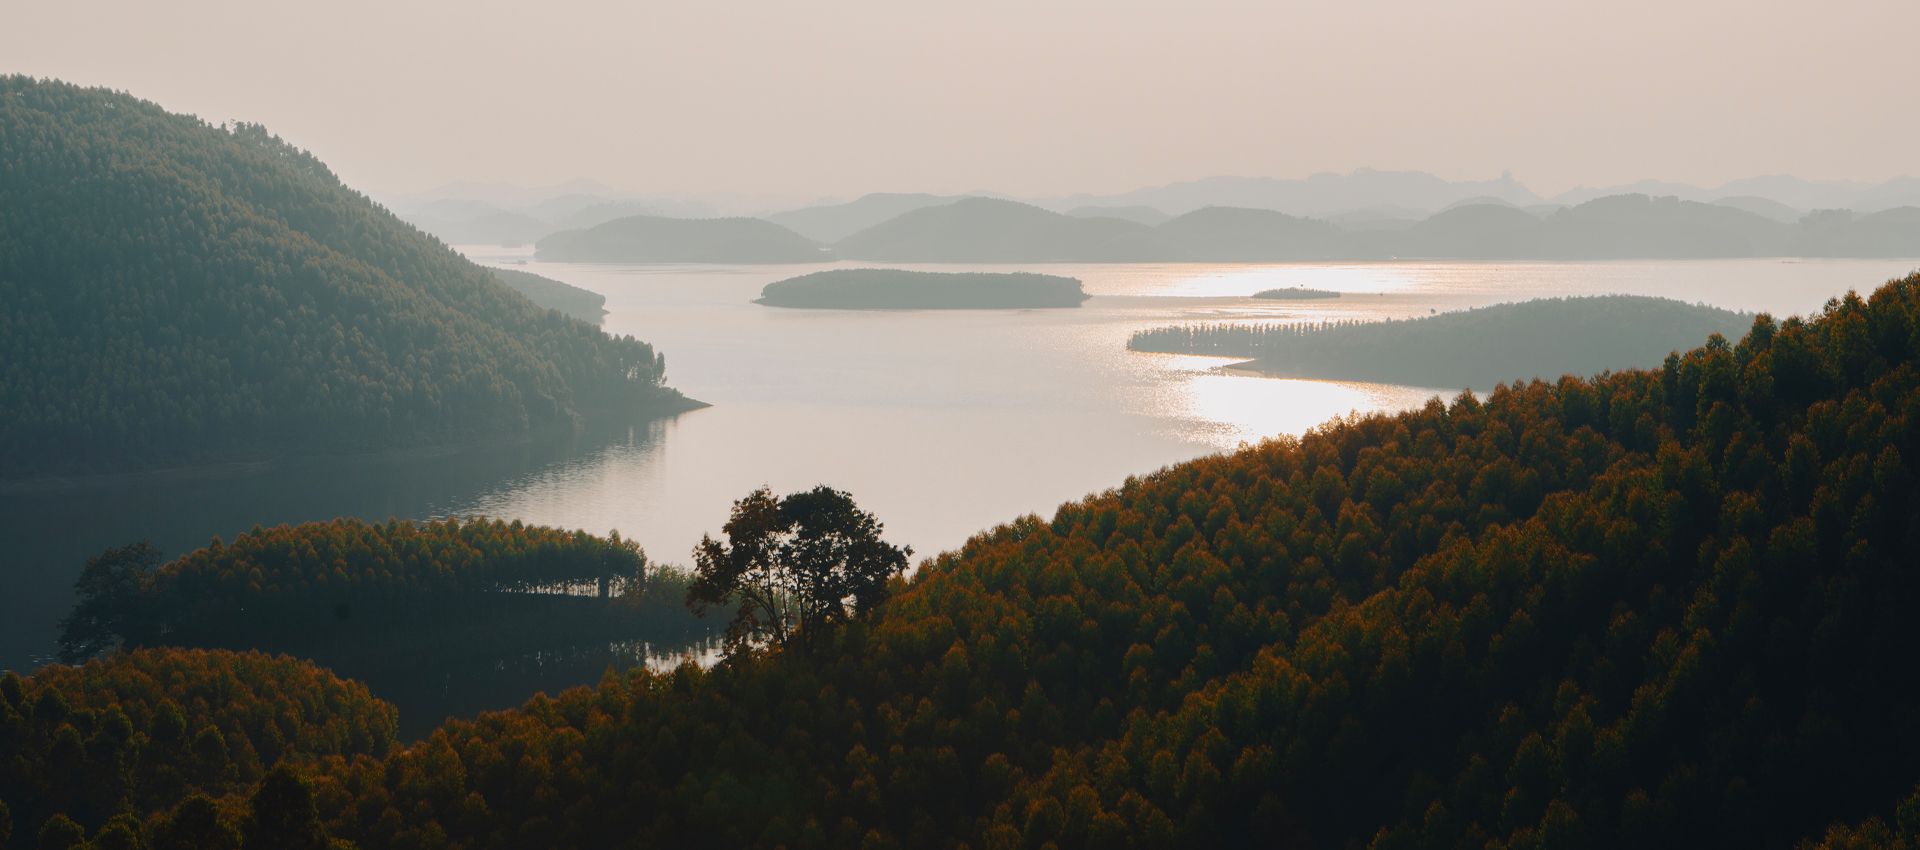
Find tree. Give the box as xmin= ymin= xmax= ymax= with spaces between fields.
xmin=57 ymin=542 xmax=162 ymax=662
xmin=154 ymin=795 xmax=238 ymax=850
xmin=241 ymin=766 xmax=328 ymax=850
xmin=688 ymin=486 xmax=910 ymax=655
xmin=35 ymin=813 xmax=84 ymax=850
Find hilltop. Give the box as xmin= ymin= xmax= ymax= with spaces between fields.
xmin=767 ymin=193 xmax=959 ymax=243
xmin=834 ymin=197 xmax=1172 ymax=262
xmin=535 ymin=214 xmax=826 ymax=263
xmin=818 ymin=193 xmax=1920 ymax=262
xmin=0 ymin=78 xmax=694 ymax=478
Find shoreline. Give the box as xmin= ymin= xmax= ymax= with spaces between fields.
xmin=0 ymin=394 xmax=710 ymax=496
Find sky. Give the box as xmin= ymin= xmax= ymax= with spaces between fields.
xmin=3 ymin=0 xmax=1915 ymax=205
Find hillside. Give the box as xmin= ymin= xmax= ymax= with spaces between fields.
xmin=0 ymin=78 xmax=693 ymax=478
xmin=755 ymin=269 xmax=1090 ymax=309
xmin=13 ymin=273 xmax=1920 ymax=849
xmin=1129 ymin=296 xmax=1754 ymax=389
xmin=488 ymin=267 xmax=607 ymax=322
xmin=1065 ymin=204 xmax=1172 ymax=226
xmin=834 ymin=197 xmax=1172 ymax=262
xmin=767 ymin=193 xmax=958 ymax=243
xmin=535 ymin=214 xmax=826 ymax=263
xmin=1156 ymin=206 xmax=1341 ymax=260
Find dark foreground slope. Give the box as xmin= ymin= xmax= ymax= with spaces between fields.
xmin=1130 ymin=295 xmax=1755 ymax=389
xmin=10 ymin=274 xmax=1920 ymax=849
xmin=0 ymin=78 xmax=692 ymax=478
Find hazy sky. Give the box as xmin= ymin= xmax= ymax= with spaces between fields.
xmin=3 ymin=0 xmax=1915 ymax=204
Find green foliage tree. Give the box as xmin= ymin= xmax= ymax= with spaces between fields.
xmin=689 ymin=486 xmax=910 ymax=654
xmin=56 ymin=543 xmax=162 ymax=663
xmin=34 ymin=814 xmax=83 ymax=850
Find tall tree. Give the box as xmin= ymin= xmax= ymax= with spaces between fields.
xmin=688 ymin=486 xmax=910 ymax=655
xmin=154 ymin=795 xmax=238 ymax=850
xmin=241 ymin=767 xmax=328 ymax=850
xmin=57 ymin=543 xmax=162 ymax=662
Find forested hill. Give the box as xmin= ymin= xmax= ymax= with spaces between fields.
xmin=534 ymin=214 xmax=826 ymax=263
xmin=11 ymin=273 xmax=1920 ymax=849
xmin=0 ymin=77 xmax=693 ymax=478
xmin=1129 ymin=295 xmax=1756 ymax=389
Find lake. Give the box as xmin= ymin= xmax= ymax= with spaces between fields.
xmin=4 ymin=256 xmax=1914 ymax=730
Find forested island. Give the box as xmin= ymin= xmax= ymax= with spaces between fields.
xmin=0 ymin=78 xmax=695 ymax=479
xmin=534 ymin=214 xmax=826 ymax=263
xmin=755 ymin=269 xmax=1092 ymax=309
xmin=8 ymin=272 xmax=1920 ymax=849
xmin=1129 ymin=295 xmax=1754 ymax=388
xmin=57 ymin=518 xmax=708 ymax=662
xmin=488 ymin=267 xmax=608 ymax=322
xmin=1252 ymin=286 xmax=1341 ymax=300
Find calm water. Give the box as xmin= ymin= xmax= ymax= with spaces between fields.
xmin=4 ymin=256 xmax=1914 ymax=726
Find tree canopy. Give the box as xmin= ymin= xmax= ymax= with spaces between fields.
xmin=688 ymin=486 xmax=911 ymax=655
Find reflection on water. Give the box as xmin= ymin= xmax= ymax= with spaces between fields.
xmin=370 ymin=635 xmax=725 ymax=739
xmin=0 ymin=420 xmax=667 ymax=671
xmin=5 ymin=255 xmax=1914 ymax=733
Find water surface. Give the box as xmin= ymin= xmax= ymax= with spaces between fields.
xmin=4 ymin=256 xmax=1912 ymax=724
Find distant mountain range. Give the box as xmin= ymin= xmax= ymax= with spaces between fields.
xmin=388 ymin=189 xmax=724 ymax=246
xmin=394 ymin=170 xmax=1920 ymax=253
xmin=525 ymin=194 xmax=1920 ymax=264
xmin=535 ymin=215 xmax=828 ymax=263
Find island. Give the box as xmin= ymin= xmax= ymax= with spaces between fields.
xmin=1252 ymin=286 xmax=1342 ymax=300
xmin=1128 ymin=295 xmax=1753 ymax=389
xmin=754 ymin=268 xmax=1092 ymax=309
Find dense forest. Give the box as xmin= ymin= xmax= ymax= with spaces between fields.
xmin=1128 ymin=296 xmax=1755 ymax=389
xmin=755 ymin=269 xmax=1090 ymax=310
xmin=0 ymin=648 xmax=395 ymax=846
xmin=8 ymin=271 xmax=1920 ymax=848
xmin=0 ymin=77 xmax=691 ymax=479
xmin=533 ymin=215 xmax=826 ymax=263
xmin=486 ymin=268 xmax=607 ymax=323
xmin=57 ymin=518 xmax=710 ymax=670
